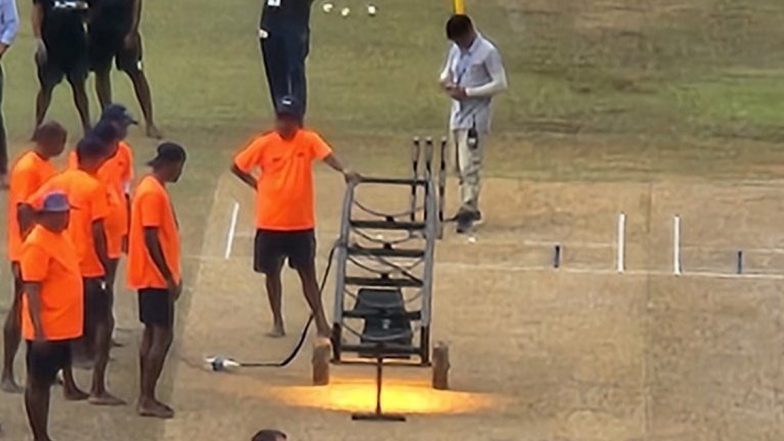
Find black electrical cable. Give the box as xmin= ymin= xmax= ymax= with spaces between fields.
xmin=230 ymin=243 xmax=337 ymax=368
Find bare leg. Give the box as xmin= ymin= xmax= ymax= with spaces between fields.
xmin=94 ymin=67 xmax=112 ymax=111
xmin=264 ymin=271 xmax=285 ymax=337
xmin=138 ymin=325 xmax=173 ymax=418
xmin=34 ymin=85 xmax=54 ymax=132
xmin=88 ymin=313 xmax=124 ymax=406
xmin=24 ymin=375 xmax=52 ymax=441
xmin=296 ymin=265 xmax=330 ymax=337
xmin=126 ymin=70 xmax=161 ymax=139
xmin=68 ymin=78 xmax=91 ymax=135
xmin=61 ymin=365 xmax=87 ymax=401
xmin=1 ymin=267 xmax=23 ymax=393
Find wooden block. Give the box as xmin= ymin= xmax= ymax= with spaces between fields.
xmin=432 ymin=342 xmax=450 ymax=390
xmin=312 ymin=338 xmax=331 ymax=386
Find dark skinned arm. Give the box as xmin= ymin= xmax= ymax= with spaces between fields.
xmin=144 ymin=227 xmax=181 ymax=299
xmin=91 ymin=219 xmax=112 ymax=285
xmin=231 ymin=163 xmax=257 ymax=189
xmin=24 ymin=282 xmax=45 ymax=341
xmin=18 ymin=203 xmax=36 ymax=239
xmin=323 ymin=154 xmax=360 ymax=183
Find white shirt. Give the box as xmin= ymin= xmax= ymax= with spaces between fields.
xmin=439 ymin=33 xmax=507 ymax=133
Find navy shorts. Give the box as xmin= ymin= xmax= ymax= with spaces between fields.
xmin=138 ymin=288 xmax=174 ymax=328
xmin=254 ymin=229 xmax=316 ymax=274
xmin=26 ymin=339 xmax=73 ymax=386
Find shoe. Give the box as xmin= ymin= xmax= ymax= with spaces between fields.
xmin=472 ymin=210 xmax=483 ymax=226
xmin=456 ymin=213 xmax=473 ymax=234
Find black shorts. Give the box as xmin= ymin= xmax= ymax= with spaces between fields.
xmin=138 ymin=289 xmax=174 ymax=328
xmin=88 ymin=29 xmax=143 ymax=73
xmin=26 ymin=339 xmax=73 ymax=386
xmin=83 ymin=278 xmax=110 ymax=329
xmin=37 ymin=40 xmax=89 ymax=88
xmin=254 ymin=229 xmax=316 ymax=274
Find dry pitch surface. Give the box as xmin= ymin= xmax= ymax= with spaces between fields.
xmin=5 ymin=172 xmax=783 ymax=441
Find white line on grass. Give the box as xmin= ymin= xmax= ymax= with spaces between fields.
xmin=224 ymin=201 xmax=240 ymax=260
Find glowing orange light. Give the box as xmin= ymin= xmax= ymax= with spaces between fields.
xmin=269 ymin=378 xmax=495 ymax=415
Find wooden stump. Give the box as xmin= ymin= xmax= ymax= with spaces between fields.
xmin=312 ymin=338 xmax=331 ymax=386
xmin=432 ymin=342 xmax=450 ymax=390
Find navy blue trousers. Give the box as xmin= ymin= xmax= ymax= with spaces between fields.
xmin=260 ymin=29 xmax=310 ymax=116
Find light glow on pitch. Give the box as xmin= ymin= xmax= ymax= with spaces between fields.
xmin=269 ymin=378 xmax=495 ymax=414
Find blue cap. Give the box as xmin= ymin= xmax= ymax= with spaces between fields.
xmin=275 ymin=96 xmax=303 ymax=118
xmin=100 ymin=104 xmax=138 ymax=126
xmin=91 ymin=120 xmax=121 ymax=143
xmin=38 ymin=192 xmax=73 ymax=213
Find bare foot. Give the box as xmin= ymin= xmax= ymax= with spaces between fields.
xmin=64 ymin=385 xmax=89 ymax=401
xmin=145 ymin=124 xmax=163 ymax=139
xmin=89 ymin=391 xmax=126 ymax=406
xmin=266 ymin=324 xmax=286 ymax=338
xmin=154 ymin=399 xmax=175 ymax=413
xmin=138 ymin=399 xmax=174 ymax=419
xmin=0 ymin=377 xmax=24 ymax=394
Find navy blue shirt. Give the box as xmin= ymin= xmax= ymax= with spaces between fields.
xmin=89 ymin=0 xmax=134 ymax=34
xmin=260 ymin=0 xmax=312 ymax=32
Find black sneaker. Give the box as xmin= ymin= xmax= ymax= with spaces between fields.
xmin=456 ymin=213 xmax=474 ymax=234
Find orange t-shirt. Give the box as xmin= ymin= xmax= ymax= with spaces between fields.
xmin=20 ymin=225 xmax=84 ymax=341
xmin=68 ymin=144 xmax=133 ymax=258
xmin=127 ymin=176 xmax=181 ymax=290
xmin=233 ymin=130 xmax=333 ymax=231
xmin=29 ymin=169 xmax=110 ymax=278
xmin=7 ymin=151 xmax=58 ymax=262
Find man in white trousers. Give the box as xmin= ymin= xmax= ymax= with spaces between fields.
xmin=439 ymin=14 xmax=507 ymax=234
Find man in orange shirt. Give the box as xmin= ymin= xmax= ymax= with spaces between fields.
xmin=128 ymin=143 xmax=186 ymax=419
xmin=28 ymin=136 xmax=123 ymax=405
xmin=231 ymin=96 xmax=358 ymax=338
xmin=2 ymin=122 xmax=66 ymax=394
xmin=21 ymin=192 xmax=85 ymax=441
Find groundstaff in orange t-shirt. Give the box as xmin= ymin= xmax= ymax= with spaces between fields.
xmin=20 ymin=192 xmax=84 ymax=441
xmin=28 ymin=136 xmax=124 ymax=406
xmin=231 ymin=96 xmax=359 ymax=338
xmin=2 ymin=122 xmax=66 ymax=394
xmin=128 ymin=143 xmax=186 ymax=419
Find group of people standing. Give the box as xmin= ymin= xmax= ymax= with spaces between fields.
xmin=0 ymin=0 xmax=160 ymax=187
xmin=0 ymin=104 xmax=187 ymax=440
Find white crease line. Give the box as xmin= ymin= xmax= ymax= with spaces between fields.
xmin=224 ymin=201 xmax=240 ymax=260
xmin=438 ymin=261 xmax=784 ymax=281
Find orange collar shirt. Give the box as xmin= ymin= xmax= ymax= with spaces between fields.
xmin=127 ymin=175 xmax=181 ymax=290
xmin=29 ymin=169 xmax=110 ymax=278
xmin=7 ymin=151 xmax=57 ymax=262
xmin=20 ymin=225 xmax=84 ymax=341
xmin=233 ymin=129 xmax=333 ymax=231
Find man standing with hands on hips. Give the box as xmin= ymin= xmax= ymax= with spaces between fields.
xmin=0 ymin=0 xmax=19 ymax=187
xmin=439 ymin=14 xmax=507 ymax=234
xmin=259 ymin=0 xmax=313 ymax=121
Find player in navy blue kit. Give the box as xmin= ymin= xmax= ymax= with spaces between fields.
xmin=259 ymin=0 xmax=313 ymax=122
xmin=88 ymin=0 xmax=161 ymax=138
xmin=32 ymin=0 xmax=91 ymax=135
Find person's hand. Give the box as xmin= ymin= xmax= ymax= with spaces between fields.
xmin=446 ymin=86 xmax=468 ymax=100
xmin=123 ymin=32 xmax=137 ymax=50
xmin=34 ymin=39 xmax=47 ymax=65
xmin=33 ymin=327 xmax=46 ymax=343
xmin=343 ymin=169 xmax=361 ymax=184
xmin=166 ymin=278 xmax=177 ymax=297
xmin=0 ymin=44 xmax=8 ymax=60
